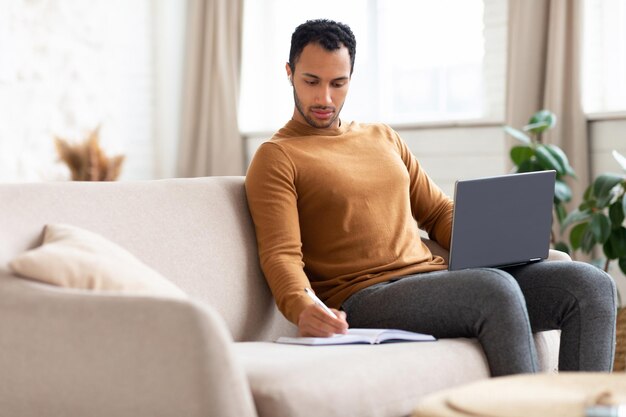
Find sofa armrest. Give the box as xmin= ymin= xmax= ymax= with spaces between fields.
xmin=422 ymin=238 xmax=449 ymax=263
xmin=547 ymin=249 xmax=572 ymax=262
xmin=0 ymin=271 xmax=257 ymax=417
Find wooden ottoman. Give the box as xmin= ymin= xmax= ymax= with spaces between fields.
xmin=412 ymin=373 xmax=626 ymax=417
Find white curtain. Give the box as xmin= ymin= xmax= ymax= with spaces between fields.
xmin=177 ymin=0 xmax=244 ymax=177
xmin=506 ymin=0 xmax=589 ymax=204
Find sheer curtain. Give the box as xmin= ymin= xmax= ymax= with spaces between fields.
xmin=177 ymin=0 xmax=244 ymax=177
xmin=506 ymin=0 xmax=589 ymax=203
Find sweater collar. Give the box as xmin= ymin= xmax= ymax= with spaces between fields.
xmin=284 ymin=118 xmax=348 ymax=137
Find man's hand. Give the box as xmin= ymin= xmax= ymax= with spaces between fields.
xmin=298 ymin=304 xmax=349 ymax=337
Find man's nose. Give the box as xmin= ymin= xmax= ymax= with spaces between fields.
xmin=316 ymin=85 xmax=332 ymax=105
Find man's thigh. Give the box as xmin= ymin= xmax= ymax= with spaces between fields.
xmin=503 ymin=260 xmax=616 ymax=332
xmin=341 ymin=268 xmax=527 ymax=338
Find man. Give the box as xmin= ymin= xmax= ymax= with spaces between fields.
xmin=245 ymin=19 xmax=616 ymax=376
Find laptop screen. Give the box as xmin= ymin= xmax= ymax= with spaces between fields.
xmin=448 ymin=170 xmax=556 ymax=271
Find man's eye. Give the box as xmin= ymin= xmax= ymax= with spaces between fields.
xmin=332 ymin=82 xmax=345 ymax=88
xmin=305 ymin=80 xmax=317 ymax=85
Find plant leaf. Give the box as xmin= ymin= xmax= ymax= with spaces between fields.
xmin=609 ymin=198 xmax=625 ymax=229
xmin=526 ymin=110 xmax=557 ymax=134
xmin=510 ymin=146 xmax=534 ymax=167
xmin=593 ymin=173 xmax=625 ymax=207
xmin=613 ymin=150 xmax=626 ymax=172
xmin=535 ymin=145 xmax=564 ymax=174
xmin=604 ymin=237 xmax=618 ymax=260
xmin=604 ymin=227 xmax=626 ymax=260
xmin=581 ymin=227 xmax=596 ymax=253
xmin=579 ymin=199 xmax=596 ymax=212
xmin=516 ymin=158 xmax=543 ymax=173
xmin=504 ymin=125 xmax=532 ymax=144
xmin=554 ymin=180 xmax=572 ymax=203
xmin=613 ymin=227 xmax=626 ymax=255
xmin=523 ymin=121 xmax=549 ymax=132
xmin=619 ymin=256 xmax=626 ymax=275
xmin=541 ymin=145 xmax=566 ymax=174
xmin=570 ymin=222 xmax=589 ymax=251
xmin=545 ymin=144 xmax=576 ymax=178
xmin=553 ymin=241 xmax=570 ymax=255
xmin=605 ymin=230 xmax=620 ymax=260
xmin=562 ymin=208 xmax=592 ymax=232
xmin=555 ymin=202 xmax=568 ymax=226
xmin=590 ymin=212 xmax=611 ymax=243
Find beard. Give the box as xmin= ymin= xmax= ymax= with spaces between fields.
xmin=293 ymin=87 xmax=343 ymax=129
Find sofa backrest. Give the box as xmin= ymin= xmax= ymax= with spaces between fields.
xmin=0 ymin=176 xmax=296 ymax=342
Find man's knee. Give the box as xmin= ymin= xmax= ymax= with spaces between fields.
xmin=464 ymin=269 xmax=532 ymax=334
xmin=566 ymin=261 xmax=617 ymax=306
xmin=465 ymin=269 xmax=525 ymax=306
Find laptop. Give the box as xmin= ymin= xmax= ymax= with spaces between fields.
xmin=448 ymin=170 xmax=556 ymax=271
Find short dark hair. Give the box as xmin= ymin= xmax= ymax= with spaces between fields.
xmin=288 ymin=19 xmax=357 ymax=75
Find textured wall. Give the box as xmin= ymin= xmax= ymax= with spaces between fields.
xmin=0 ymin=0 xmax=156 ymax=181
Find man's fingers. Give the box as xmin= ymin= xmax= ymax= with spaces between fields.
xmin=334 ymin=309 xmax=347 ymax=321
xmin=330 ymin=308 xmax=348 ymax=334
xmin=308 ymin=309 xmax=341 ymax=335
xmin=298 ymin=304 xmax=349 ymax=337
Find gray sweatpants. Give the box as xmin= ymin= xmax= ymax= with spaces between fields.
xmin=341 ymin=261 xmax=617 ymax=377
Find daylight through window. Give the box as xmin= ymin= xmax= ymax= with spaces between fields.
xmin=239 ymin=0 xmax=508 ymax=133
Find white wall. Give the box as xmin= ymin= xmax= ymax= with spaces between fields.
xmin=153 ymin=0 xmax=187 ymax=179
xmin=0 ymin=0 xmax=187 ymax=182
xmin=590 ymin=119 xmax=626 ymax=176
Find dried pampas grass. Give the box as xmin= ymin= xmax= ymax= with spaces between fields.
xmin=54 ymin=127 xmax=125 ymax=181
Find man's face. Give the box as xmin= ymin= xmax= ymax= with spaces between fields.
xmin=286 ymin=43 xmax=351 ymax=129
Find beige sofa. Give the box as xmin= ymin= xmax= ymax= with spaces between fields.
xmin=0 ymin=176 xmax=561 ymax=417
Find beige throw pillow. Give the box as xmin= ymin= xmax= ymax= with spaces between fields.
xmin=9 ymin=223 xmax=187 ymax=299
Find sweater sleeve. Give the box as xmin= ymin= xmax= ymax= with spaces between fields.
xmin=244 ymin=142 xmax=315 ymax=324
xmin=391 ymin=128 xmax=454 ymax=250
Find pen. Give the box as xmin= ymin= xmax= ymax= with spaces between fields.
xmin=304 ymin=288 xmax=338 ymax=319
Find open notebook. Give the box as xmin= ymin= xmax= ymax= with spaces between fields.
xmin=276 ymin=328 xmax=436 ymax=346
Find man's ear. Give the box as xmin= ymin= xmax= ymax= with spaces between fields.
xmin=285 ymin=62 xmax=293 ymax=85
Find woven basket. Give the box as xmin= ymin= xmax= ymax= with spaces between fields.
xmin=614 ymin=307 xmax=626 ymax=372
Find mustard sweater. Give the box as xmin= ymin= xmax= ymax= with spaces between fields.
xmin=245 ymin=119 xmax=454 ymax=324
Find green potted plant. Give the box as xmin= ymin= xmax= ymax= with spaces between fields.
xmin=504 ymin=110 xmax=576 ymax=251
xmin=562 ymin=150 xmax=626 ymax=372
xmin=562 ymin=150 xmax=626 ymax=274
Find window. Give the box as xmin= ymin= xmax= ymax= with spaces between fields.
xmin=239 ymin=0 xmax=508 ymax=133
xmin=582 ymin=0 xmax=626 ymax=114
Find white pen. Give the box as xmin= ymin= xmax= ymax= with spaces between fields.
xmin=304 ymin=288 xmax=338 ymax=319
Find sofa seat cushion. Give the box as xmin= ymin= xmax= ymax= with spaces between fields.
xmin=235 ymin=331 xmax=559 ymax=417
xmin=235 ymin=339 xmax=490 ymax=417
